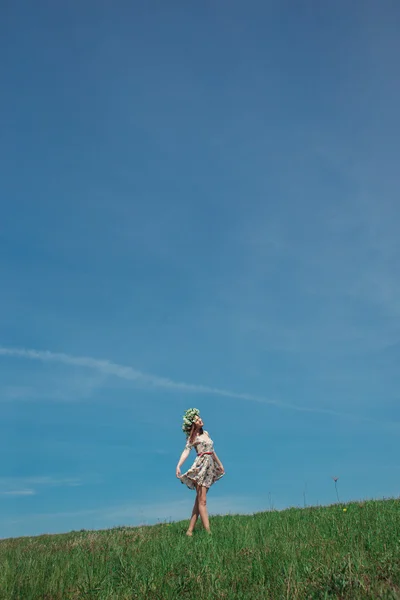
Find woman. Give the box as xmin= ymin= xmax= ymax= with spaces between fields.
xmin=176 ymin=408 xmax=225 ymax=536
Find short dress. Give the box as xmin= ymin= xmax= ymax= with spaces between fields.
xmin=180 ymin=431 xmax=224 ymax=490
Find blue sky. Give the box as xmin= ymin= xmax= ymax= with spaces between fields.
xmin=1 ymin=1 xmax=399 ymax=539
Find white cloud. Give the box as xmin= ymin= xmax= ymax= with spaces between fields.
xmin=0 ymin=489 xmax=35 ymax=497
xmin=22 ymin=476 xmax=82 ymax=487
xmin=0 ymin=371 xmax=106 ymax=404
xmin=0 ymin=346 xmax=374 ymax=423
xmin=0 ymin=475 xmax=82 ymax=496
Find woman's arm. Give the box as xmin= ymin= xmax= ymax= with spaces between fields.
xmin=176 ymin=447 xmax=190 ymax=478
xmin=213 ymin=451 xmax=225 ymax=473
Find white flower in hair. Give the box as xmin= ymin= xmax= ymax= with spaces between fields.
xmin=181 ymin=407 xmax=200 ymax=436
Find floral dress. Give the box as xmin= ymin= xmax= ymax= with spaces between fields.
xmin=180 ymin=431 xmax=224 ymax=490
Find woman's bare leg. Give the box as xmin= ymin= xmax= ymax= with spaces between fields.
xmin=186 ymin=495 xmax=199 ymax=536
xmin=198 ymin=486 xmax=211 ymax=532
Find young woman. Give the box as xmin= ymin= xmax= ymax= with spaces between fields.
xmin=176 ymin=408 xmax=225 ymax=536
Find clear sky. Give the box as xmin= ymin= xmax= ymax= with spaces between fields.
xmin=1 ymin=1 xmax=399 ymax=539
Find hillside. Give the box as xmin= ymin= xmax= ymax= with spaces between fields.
xmin=1 ymin=499 xmax=399 ymax=599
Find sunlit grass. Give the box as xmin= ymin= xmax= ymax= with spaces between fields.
xmin=1 ymin=498 xmax=399 ymax=599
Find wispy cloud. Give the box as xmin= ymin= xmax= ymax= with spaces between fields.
xmin=0 ymin=346 xmax=382 ymax=424
xmin=20 ymin=476 xmax=81 ymax=487
xmin=0 ymin=490 xmax=35 ymax=497
xmin=0 ymin=372 xmax=107 ymax=404
xmin=0 ymin=475 xmax=82 ymax=497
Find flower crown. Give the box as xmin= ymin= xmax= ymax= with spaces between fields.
xmin=181 ymin=407 xmax=200 ymax=437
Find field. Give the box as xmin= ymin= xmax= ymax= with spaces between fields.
xmin=1 ymin=499 xmax=399 ymax=599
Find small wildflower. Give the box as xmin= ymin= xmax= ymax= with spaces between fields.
xmin=331 ymin=476 xmax=340 ymax=503
xmin=343 ymin=508 xmax=347 ymax=512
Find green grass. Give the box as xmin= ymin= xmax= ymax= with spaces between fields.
xmin=1 ymin=499 xmax=399 ymax=599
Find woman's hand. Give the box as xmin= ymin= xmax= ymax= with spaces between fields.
xmin=176 ymin=466 xmax=181 ymax=479
xmin=219 ymin=465 xmax=225 ymax=475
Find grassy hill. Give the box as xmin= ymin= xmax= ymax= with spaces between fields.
xmin=1 ymin=499 xmax=399 ymax=599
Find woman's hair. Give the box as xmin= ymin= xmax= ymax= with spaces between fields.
xmin=188 ymin=422 xmax=203 ymax=445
